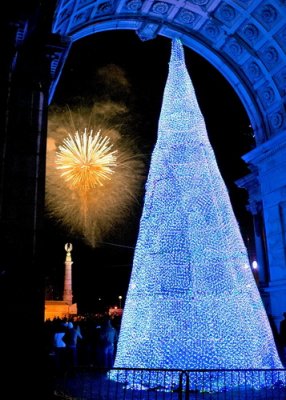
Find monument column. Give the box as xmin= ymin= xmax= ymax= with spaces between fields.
xmin=63 ymin=243 xmax=73 ymax=305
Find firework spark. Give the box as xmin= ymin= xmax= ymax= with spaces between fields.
xmin=56 ymin=129 xmax=117 ymax=190
xmin=45 ymin=104 xmax=146 ymax=247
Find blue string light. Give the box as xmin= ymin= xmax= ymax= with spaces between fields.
xmin=111 ymin=38 xmax=284 ymax=391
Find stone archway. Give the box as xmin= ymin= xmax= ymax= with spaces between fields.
xmin=51 ymin=0 xmax=286 ymax=145
xmin=49 ymin=0 xmax=286 ymax=326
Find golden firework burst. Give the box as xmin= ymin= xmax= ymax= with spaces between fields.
xmin=46 ymin=106 xmax=146 ymax=247
xmin=56 ymin=128 xmax=117 ymax=190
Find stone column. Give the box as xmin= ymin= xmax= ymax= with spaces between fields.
xmin=0 ymin=3 xmax=71 ymax=397
xmin=63 ymin=243 xmax=73 ymax=304
xmin=236 ymin=172 xmax=269 ymax=285
xmin=241 ymin=130 xmax=286 ymax=330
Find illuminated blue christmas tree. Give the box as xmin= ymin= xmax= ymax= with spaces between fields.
xmin=112 ymin=39 xmax=283 ymax=390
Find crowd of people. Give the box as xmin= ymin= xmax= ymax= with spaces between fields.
xmin=45 ymin=310 xmax=286 ymax=378
xmin=45 ymin=313 xmax=120 ymax=376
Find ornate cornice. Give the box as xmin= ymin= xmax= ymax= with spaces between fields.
xmin=242 ymin=129 xmax=286 ymax=167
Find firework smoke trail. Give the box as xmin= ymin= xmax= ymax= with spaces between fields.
xmin=46 ymin=103 xmax=146 ymax=247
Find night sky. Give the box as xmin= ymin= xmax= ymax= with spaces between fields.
xmin=44 ymin=31 xmax=255 ymax=313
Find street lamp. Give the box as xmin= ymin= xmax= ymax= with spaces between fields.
xmin=118 ymin=295 xmax=122 ymax=309
xmin=252 ymin=260 xmax=259 ymax=284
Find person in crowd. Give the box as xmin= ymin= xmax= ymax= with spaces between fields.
xmin=53 ymin=320 xmax=68 ymax=375
xmin=64 ymin=321 xmax=83 ymax=372
xmin=98 ymin=317 xmax=118 ymax=370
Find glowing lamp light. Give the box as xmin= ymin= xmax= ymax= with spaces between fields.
xmin=252 ymin=260 xmax=259 ymax=285
xmin=118 ymin=295 xmax=123 ymax=308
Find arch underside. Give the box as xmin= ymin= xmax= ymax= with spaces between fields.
xmin=51 ymin=0 xmax=286 ymax=146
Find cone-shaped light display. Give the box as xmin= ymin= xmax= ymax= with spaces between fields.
xmin=112 ymin=39 xmax=283 ymax=391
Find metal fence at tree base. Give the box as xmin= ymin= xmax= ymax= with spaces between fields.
xmin=53 ymin=367 xmax=286 ymax=400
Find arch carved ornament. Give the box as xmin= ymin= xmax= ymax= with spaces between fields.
xmin=51 ymin=0 xmax=286 ymax=146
